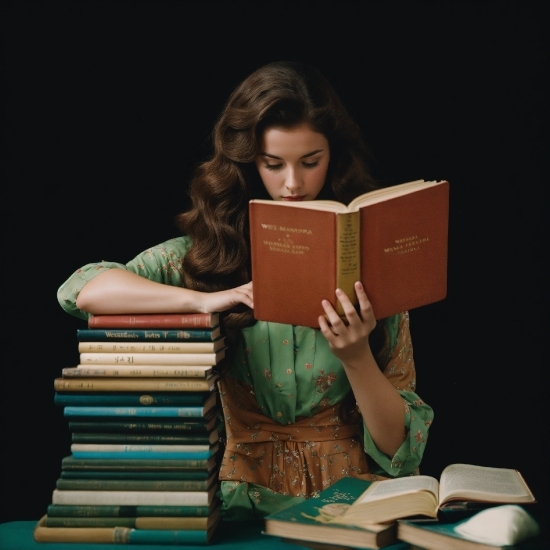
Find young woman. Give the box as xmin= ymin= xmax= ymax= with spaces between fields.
xmin=58 ymin=60 xmax=434 ymax=520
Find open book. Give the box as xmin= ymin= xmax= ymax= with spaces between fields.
xmin=329 ymin=464 xmax=536 ymax=526
xmin=249 ymin=179 xmax=449 ymax=327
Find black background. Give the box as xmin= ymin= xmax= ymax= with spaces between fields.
xmin=2 ymin=0 xmax=548 ymax=534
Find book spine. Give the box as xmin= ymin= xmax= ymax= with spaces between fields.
xmin=45 ymin=516 xmax=137 ymax=527
xmin=54 ymin=378 xmax=217 ymax=391
xmin=79 ymin=352 xmax=220 ymax=366
xmin=335 ymin=211 xmax=361 ymax=315
xmin=88 ymin=313 xmax=218 ymax=329
xmin=77 ymin=328 xmax=221 ymax=342
xmin=61 ymin=456 xmax=214 ymax=470
xmin=70 ymin=433 xmax=213 ymax=444
xmin=51 ymin=489 xmax=212 ymax=506
xmin=122 ymin=527 xmax=211 ymax=545
xmin=71 ymin=451 xmax=214 ymax=460
xmin=70 ymin=443 xmax=211 ymax=452
xmin=62 ymin=366 xmax=213 ymax=378
xmin=46 ymin=504 xmax=212 ymax=517
xmin=55 ymin=392 xmax=211 ymax=407
xmin=55 ymin=478 xmax=213 ymax=491
xmin=63 ymin=406 xmax=208 ymax=417
xmin=60 ymin=470 xmax=211 ymax=481
xmin=67 ymin=420 xmax=215 ymax=433
xmin=78 ymin=341 xmax=222 ymax=353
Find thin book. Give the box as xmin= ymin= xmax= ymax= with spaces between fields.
xmin=88 ymin=312 xmax=220 ymax=329
xmin=77 ymin=327 xmax=222 ymax=341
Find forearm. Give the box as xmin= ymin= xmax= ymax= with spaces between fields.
xmin=76 ymin=268 xmax=204 ymax=314
xmin=344 ymin=353 xmax=406 ymax=457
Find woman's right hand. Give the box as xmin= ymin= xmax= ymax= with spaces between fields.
xmin=199 ymin=281 xmax=254 ymax=313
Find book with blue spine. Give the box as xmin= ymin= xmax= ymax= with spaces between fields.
xmin=70 ymin=443 xmax=219 ymax=460
xmin=77 ymin=327 xmax=222 ymax=342
xmin=55 ymin=391 xmax=215 ymax=407
xmin=63 ymin=403 xmax=217 ymax=419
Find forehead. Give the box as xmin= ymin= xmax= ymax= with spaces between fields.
xmin=260 ymin=124 xmax=329 ymax=156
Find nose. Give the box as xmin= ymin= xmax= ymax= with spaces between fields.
xmin=285 ymin=168 xmax=302 ymax=192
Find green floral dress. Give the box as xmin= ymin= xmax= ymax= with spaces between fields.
xmin=58 ymin=236 xmax=434 ymax=519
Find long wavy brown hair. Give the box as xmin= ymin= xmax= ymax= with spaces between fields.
xmin=176 ymin=61 xmax=389 ymax=420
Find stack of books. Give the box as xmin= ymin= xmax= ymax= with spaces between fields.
xmin=34 ymin=312 xmax=225 ymax=546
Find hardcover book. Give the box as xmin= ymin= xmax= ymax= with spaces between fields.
xmin=54 ymin=376 xmax=219 ymax=392
xmin=249 ymin=178 xmax=449 ymax=327
xmin=55 ymin=391 xmax=217 ymax=407
xmin=62 ymin=365 xmax=215 ymax=378
xmin=263 ymin=476 xmax=397 ymax=549
xmin=77 ymin=327 xmax=222 ymax=342
xmin=46 ymin=503 xmax=216 ymax=517
xmin=33 ymin=513 xmax=220 ymax=544
xmin=51 ymin=485 xmax=218 ymax=506
xmin=77 ymin=337 xmax=225 ymax=354
xmin=69 ymin=430 xmax=218 ymax=445
xmin=79 ymin=349 xmax=226 ymax=366
xmin=88 ymin=312 xmax=220 ymax=329
xmin=397 ymin=516 xmax=542 ymax=550
xmin=55 ymin=470 xmax=217 ymax=491
xmin=62 ymin=395 xmax=218 ymax=418
xmin=326 ymin=464 xmax=536 ymax=526
xmin=61 ymin=454 xmax=219 ymax=472
xmin=67 ymin=416 xmax=218 ymax=434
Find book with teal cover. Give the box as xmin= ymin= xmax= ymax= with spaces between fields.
xmin=263 ymin=476 xmax=397 ymax=549
xmin=70 ymin=449 xmax=216 ymax=460
xmin=77 ymin=328 xmax=221 ymax=342
xmin=63 ymin=404 xmax=215 ymax=418
xmin=397 ymin=518 xmax=544 ymax=550
xmin=55 ymin=391 xmax=214 ymax=407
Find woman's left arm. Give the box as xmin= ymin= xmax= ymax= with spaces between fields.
xmin=318 ymin=282 xmax=433 ymax=473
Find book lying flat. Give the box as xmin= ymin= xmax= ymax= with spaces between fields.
xmin=69 ymin=443 xmax=219 ymax=460
xmin=54 ymin=376 xmax=219 ymax=392
xmin=327 ymin=464 xmax=536 ymax=526
xmin=88 ymin=312 xmax=220 ymax=329
xmin=43 ymin=506 xmax=220 ymax=529
xmin=46 ymin=503 xmax=216 ymax=518
xmin=33 ymin=514 xmax=220 ymax=544
xmin=77 ymin=337 xmax=225 ymax=354
xmin=397 ymin=517 xmax=542 ymax=550
xmin=79 ymin=349 xmax=226 ymax=366
xmin=249 ymin=179 xmax=449 ymax=327
xmin=263 ymin=476 xmax=397 ymax=549
xmin=55 ymin=391 xmax=216 ymax=407
xmin=69 ymin=430 xmax=218 ymax=445
xmin=51 ymin=484 xmax=218 ymax=506
xmin=77 ymin=327 xmax=222 ymax=342
xmin=61 ymin=454 xmax=218 ymax=472
xmin=62 ymin=365 xmax=216 ymax=378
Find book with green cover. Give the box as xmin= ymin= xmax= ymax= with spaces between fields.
xmin=263 ymin=477 xmax=397 ymax=549
xmin=60 ymin=470 xmax=212 ymax=480
xmin=61 ymin=454 xmax=218 ymax=472
xmin=55 ymin=471 xmax=217 ymax=491
xmin=46 ymin=503 xmax=215 ymax=518
xmin=397 ymin=518 xmax=543 ymax=550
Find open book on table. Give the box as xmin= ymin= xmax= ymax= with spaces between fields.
xmin=329 ymin=463 xmax=536 ymax=526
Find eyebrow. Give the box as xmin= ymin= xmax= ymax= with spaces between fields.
xmin=259 ymin=149 xmax=324 ymax=160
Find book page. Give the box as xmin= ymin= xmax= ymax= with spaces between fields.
xmin=355 ymin=475 xmax=440 ymax=504
xmin=439 ymin=464 xmax=535 ymax=504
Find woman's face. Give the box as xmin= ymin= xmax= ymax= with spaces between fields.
xmin=255 ymin=124 xmax=330 ymax=202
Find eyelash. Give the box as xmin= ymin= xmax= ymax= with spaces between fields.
xmin=264 ymin=161 xmax=320 ymax=171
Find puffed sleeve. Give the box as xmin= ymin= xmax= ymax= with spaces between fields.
xmin=362 ymin=311 xmax=434 ymax=477
xmin=57 ymin=236 xmax=193 ymax=320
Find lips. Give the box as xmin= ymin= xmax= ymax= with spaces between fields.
xmin=283 ymin=196 xmax=306 ymax=201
